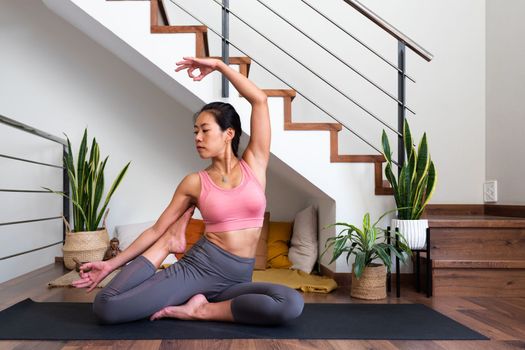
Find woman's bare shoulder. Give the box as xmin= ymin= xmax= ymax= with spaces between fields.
xmin=178 ymin=172 xmax=201 ymax=204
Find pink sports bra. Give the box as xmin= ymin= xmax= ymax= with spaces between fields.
xmin=197 ymin=158 xmax=266 ymax=232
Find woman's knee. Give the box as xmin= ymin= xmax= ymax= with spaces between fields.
xmin=93 ymin=290 xmax=120 ymax=324
xmin=231 ymin=286 xmax=304 ymax=326
xmin=276 ymin=287 xmax=304 ymax=323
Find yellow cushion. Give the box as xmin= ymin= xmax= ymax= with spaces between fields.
xmin=254 ymin=212 xmax=270 ymax=270
xmin=267 ymin=221 xmax=293 ymax=268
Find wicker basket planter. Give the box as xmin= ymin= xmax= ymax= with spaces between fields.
xmin=63 ymin=228 xmax=110 ymax=270
xmin=351 ymin=264 xmax=387 ymax=300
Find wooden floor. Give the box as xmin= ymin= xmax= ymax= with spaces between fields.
xmin=1 ymin=263 xmax=524 ymax=350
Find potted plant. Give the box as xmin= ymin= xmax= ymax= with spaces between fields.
xmin=44 ymin=129 xmax=130 ymax=269
xmin=381 ymin=119 xmax=437 ymax=249
xmin=320 ymin=210 xmax=412 ymax=300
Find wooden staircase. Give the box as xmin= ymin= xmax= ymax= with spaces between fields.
xmin=422 ymin=208 xmax=525 ymax=297
xmin=149 ymin=0 xmax=393 ymax=196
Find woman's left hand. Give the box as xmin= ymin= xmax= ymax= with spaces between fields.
xmin=175 ymin=57 xmax=220 ymax=81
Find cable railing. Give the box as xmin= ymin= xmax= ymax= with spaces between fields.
xmin=299 ymin=0 xmax=417 ymax=83
xmin=342 ymin=0 xmax=433 ymax=61
xmin=162 ymin=0 xmax=433 ymax=165
xmin=0 ymin=114 xmax=69 ymax=261
xmin=253 ymin=0 xmax=415 ymax=115
xmin=165 ymin=0 xmax=391 ymax=155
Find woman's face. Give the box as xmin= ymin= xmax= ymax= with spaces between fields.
xmin=194 ymin=112 xmax=232 ymax=159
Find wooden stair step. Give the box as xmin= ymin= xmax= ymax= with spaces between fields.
xmin=428 ymin=215 xmax=525 ymax=228
xmin=421 ymin=215 xmax=525 ymax=296
xmin=428 ymin=258 xmax=525 ymax=297
xmin=210 ymin=56 xmax=251 ymax=77
xmin=285 ymin=122 xmax=342 ymax=131
xmin=426 ymin=214 xmax=525 ymax=261
xmin=262 ymin=89 xmax=296 ymax=100
xmin=433 ymin=259 xmax=525 ymax=269
xmin=150 ymin=25 xmax=209 ymax=57
xmin=151 ymin=25 xmax=208 ymax=33
xmin=430 ymin=228 xmax=525 ymax=260
xmin=331 ymin=154 xmax=385 ymax=163
xmin=209 ymin=56 xmax=251 ymax=65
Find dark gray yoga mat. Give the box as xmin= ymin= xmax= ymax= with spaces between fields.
xmin=0 ymin=298 xmax=487 ymax=340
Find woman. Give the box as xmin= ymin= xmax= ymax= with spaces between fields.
xmin=73 ymin=57 xmax=304 ymax=326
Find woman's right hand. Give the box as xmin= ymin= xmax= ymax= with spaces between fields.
xmin=175 ymin=57 xmax=221 ymax=81
xmin=72 ymin=260 xmax=114 ymax=293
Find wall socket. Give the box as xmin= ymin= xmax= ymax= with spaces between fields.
xmin=484 ymin=180 xmax=498 ymax=203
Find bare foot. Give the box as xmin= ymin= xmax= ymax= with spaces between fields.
xmin=150 ymin=294 xmax=208 ymax=321
xmin=166 ymin=205 xmax=195 ymax=254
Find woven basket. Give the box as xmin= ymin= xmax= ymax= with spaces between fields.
xmin=350 ymin=264 xmax=387 ymax=300
xmin=62 ymin=215 xmax=110 ymax=270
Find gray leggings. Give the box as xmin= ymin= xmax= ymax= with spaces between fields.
xmin=93 ymin=235 xmax=304 ymax=325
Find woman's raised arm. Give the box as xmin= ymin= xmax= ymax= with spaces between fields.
xmin=176 ymin=57 xmax=270 ymax=168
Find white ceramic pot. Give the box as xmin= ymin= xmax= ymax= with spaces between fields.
xmin=391 ymin=219 xmax=428 ymax=250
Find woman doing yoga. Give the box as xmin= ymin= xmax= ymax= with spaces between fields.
xmin=72 ymin=57 xmax=305 ymax=326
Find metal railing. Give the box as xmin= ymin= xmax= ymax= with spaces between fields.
xmin=162 ymin=0 xmax=433 ymax=165
xmin=342 ymin=0 xmax=433 ymax=61
xmin=0 ymin=114 xmax=70 ymax=261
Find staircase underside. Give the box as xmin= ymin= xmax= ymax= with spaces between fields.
xmin=148 ymin=0 xmax=393 ymax=196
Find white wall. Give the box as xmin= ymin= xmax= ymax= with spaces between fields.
xmin=0 ymin=0 xmax=499 ymax=280
xmin=0 ymin=0 xmax=316 ymax=283
xmin=166 ymin=0 xmax=487 ymax=204
xmin=486 ymin=0 xmax=525 ymax=205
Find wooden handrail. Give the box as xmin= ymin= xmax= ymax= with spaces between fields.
xmin=342 ymin=0 xmax=433 ymax=62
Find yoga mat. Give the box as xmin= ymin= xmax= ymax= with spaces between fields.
xmin=0 ymin=299 xmax=487 ymax=340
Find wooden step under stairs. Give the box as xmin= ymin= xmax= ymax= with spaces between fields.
xmin=149 ymin=0 xmax=393 ymax=196
xmin=421 ymin=212 xmax=525 ymax=297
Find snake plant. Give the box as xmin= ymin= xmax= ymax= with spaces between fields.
xmin=44 ymin=129 xmax=130 ymax=232
xmin=381 ymin=119 xmax=437 ymax=220
xmin=320 ymin=210 xmax=412 ymax=279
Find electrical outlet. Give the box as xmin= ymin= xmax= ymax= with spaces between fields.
xmin=484 ymin=180 xmax=498 ymax=202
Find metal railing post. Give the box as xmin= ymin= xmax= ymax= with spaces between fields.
xmin=62 ymin=145 xmax=70 ymax=242
xmin=397 ymin=41 xmax=406 ymax=171
xmin=221 ymin=0 xmax=230 ymax=97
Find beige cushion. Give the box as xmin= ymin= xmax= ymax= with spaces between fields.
xmin=288 ymin=205 xmax=318 ymax=274
xmin=115 ymin=220 xmax=177 ymax=266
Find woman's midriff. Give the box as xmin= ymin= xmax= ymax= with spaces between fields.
xmin=203 ymin=227 xmax=261 ymax=258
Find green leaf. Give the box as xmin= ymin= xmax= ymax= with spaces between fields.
xmin=92 ymin=157 xmax=107 ymax=228
xmin=63 ymin=134 xmax=75 ymax=179
xmin=411 ymin=133 xmax=430 ymax=219
xmin=415 ymin=160 xmax=437 ymax=219
xmin=406 ymin=151 xmax=416 ymax=213
xmin=95 ymin=161 xmax=131 ymax=228
xmin=403 ymin=119 xmax=413 ymax=161
xmin=76 ymin=130 xmax=88 ymax=221
xmin=374 ymin=245 xmax=391 ymax=270
xmin=411 ymin=175 xmax=427 ymax=219
xmin=363 ymin=213 xmax=370 ymax=233
xmin=415 ymin=133 xmax=430 ymax=183
xmin=346 ymin=242 xmax=358 ymax=265
xmin=398 ymin=167 xmax=412 ymax=219
xmin=88 ymin=136 xmax=97 ymax=166
xmin=381 ymin=130 xmax=392 ymax=163
xmin=353 ymin=252 xmax=365 ymax=279
xmin=385 ymin=162 xmax=400 ymax=206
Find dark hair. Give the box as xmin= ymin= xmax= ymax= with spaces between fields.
xmin=194 ymin=102 xmax=242 ymax=158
